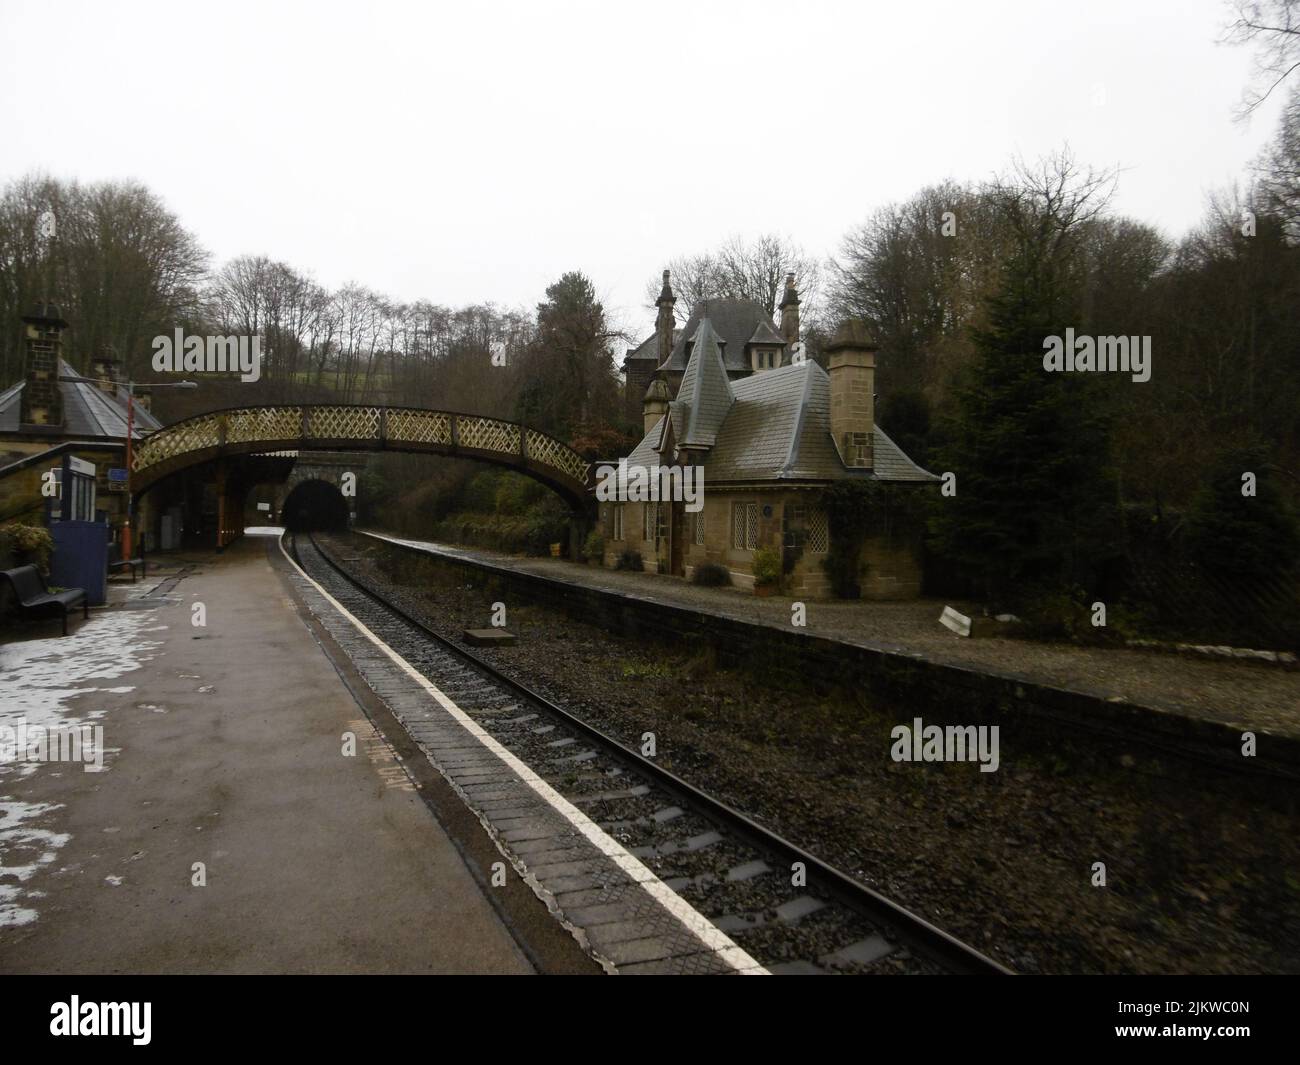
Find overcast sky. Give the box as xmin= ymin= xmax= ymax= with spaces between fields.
xmin=0 ymin=0 xmax=1287 ymax=338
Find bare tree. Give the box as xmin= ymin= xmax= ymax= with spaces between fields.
xmin=1225 ymin=0 xmax=1300 ymax=116
xmin=987 ymin=149 xmax=1120 ymax=269
xmin=0 ymin=174 xmax=207 ymax=384
xmin=1256 ymin=85 xmax=1300 ymax=235
xmin=830 ymin=152 xmax=1134 ymax=401
xmin=644 ymin=233 xmax=824 ymax=325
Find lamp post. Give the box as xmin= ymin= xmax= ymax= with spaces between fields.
xmin=60 ymin=374 xmax=197 ymax=557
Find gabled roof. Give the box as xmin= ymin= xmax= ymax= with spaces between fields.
xmin=748 ymin=320 xmax=786 ymax=346
xmin=671 ymin=318 xmax=734 ymax=449
xmin=0 ymin=358 xmax=163 ymax=438
xmin=620 ymin=359 xmax=937 ymax=485
xmin=658 ymin=298 xmax=775 ymax=373
xmin=622 ymin=329 xmax=680 ymax=367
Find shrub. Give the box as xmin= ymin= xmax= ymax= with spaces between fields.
xmin=0 ymin=523 xmax=54 ymax=572
xmin=752 ymin=546 xmax=782 ymax=587
xmin=615 ymin=550 xmax=644 ymax=572
xmin=1015 ymin=584 xmax=1101 ymax=642
xmin=583 ymin=529 xmax=605 ymax=561
xmin=692 ymin=562 xmax=731 ymax=586
xmin=821 ymin=480 xmax=926 ymax=599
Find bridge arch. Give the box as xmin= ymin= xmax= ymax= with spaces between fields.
xmin=131 ymin=404 xmax=593 ymax=509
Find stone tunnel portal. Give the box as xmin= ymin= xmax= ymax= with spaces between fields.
xmin=282 ymin=479 xmax=350 ymax=533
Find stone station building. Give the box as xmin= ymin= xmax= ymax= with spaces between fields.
xmin=609 ymin=274 xmax=936 ymax=598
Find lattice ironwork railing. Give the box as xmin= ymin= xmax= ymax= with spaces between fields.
xmin=525 ymin=428 xmax=588 ymax=483
xmin=387 ymin=410 xmax=452 ymax=446
xmin=133 ymin=405 xmax=589 ymax=490
xmin=227 ymin=407 xmax=302 ymax=444
xmin=305 ymin=405 xmax=381 ymax=439
xmin=132 ymin=413 xmax=222 ymax=471
xmin=458 ymin=416 xmax=520 ymax=455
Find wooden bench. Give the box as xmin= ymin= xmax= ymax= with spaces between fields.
xmin=1 ymin=565 xmax=88 ymax=636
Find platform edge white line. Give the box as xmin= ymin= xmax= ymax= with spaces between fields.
xmin=280 ymin=534 xmax=768 ymax=975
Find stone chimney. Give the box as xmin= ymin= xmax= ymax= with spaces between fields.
xmin=779 ymin=273 xmax=800 ymax=344
xmin=655 ymin=269 xmax=676 ymax=366
xmin=91 ymin=353 xmax=122 ymax=394
xmin=825 ymin=319 xmax=877 ymax=469
xmin=19 ymin=303 xmax=68 ymax=429
xmin=133 ymin=385 xmax=152 ymax=413
xmin=642 ymin=373 xmax=671 ymax=435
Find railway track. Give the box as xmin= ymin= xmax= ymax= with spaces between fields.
xmin=288 ymin=530 xmax=1010 ymax=975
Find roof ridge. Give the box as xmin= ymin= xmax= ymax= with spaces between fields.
xmin=678 ymin=317 xmax=734 ymax=448
xmin=780 ymin=360 xmax=816 ymax=477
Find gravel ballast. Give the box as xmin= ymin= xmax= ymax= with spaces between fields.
xmin=335 ymin=532 xmax=1300 ymax=975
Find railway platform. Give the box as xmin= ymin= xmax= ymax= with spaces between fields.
xmin=361 ymin=531 xmax=1300 ymax=751
xmin=0 ymin=532 xmax=593 ymax=974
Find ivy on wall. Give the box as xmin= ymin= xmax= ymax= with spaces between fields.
xmin=821 ymin=481 xmax=926 ymax=598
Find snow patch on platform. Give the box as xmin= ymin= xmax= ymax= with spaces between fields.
xmin=0 ymin=608 xmax=165 ymax=927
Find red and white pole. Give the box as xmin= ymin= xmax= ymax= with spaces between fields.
xmin=122 ymin=389 xmax=134 ymax=558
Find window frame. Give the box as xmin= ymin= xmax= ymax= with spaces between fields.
xmin=731 ymin=501 xmax=759 ymax=551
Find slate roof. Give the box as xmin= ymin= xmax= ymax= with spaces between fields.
xmin=0 ymin=358 xmax=163 ymax=438
xmin=658 ymin=298 xmax=777 ymax=374
xmin=623 ymin=357 xmax=937 ymax=486
xmin=622 ymin=329 xmax=680 ymax=367
xmin=748 ymin=320 xmax=786 ymax=346
xmin=666 ymin=318 xmax=734 ymax=449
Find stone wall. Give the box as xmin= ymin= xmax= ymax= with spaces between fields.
xmin=365 ymin=533 xmax=1300 ymax=783
xmin=597 ymin=488 xmax=919 ymax=599
xmin=19 ymin=320 xmax=64 ymax=427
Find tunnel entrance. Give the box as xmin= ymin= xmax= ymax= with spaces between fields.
xmin=282 ymin=479 xmax=350 ymax=532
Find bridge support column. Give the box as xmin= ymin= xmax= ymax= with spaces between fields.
xmin=215 ymin=463 xmax=228 ymax=550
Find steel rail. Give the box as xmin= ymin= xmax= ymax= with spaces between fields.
xmin=293 ymin=531 xmax=1012 ymax=976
